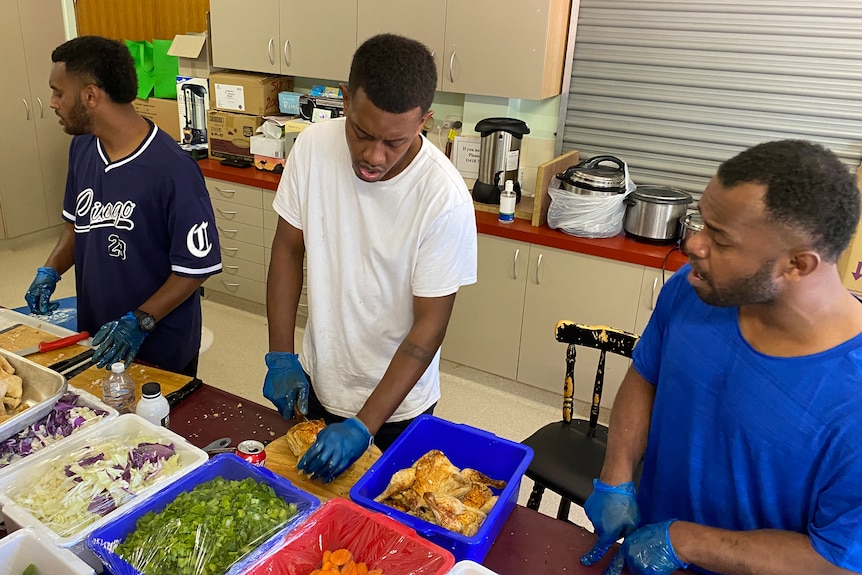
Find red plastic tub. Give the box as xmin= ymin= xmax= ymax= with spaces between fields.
xmin=244 ymin=498 xmax=455 ymax=575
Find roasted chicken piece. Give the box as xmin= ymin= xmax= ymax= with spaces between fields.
xmin=285 ymin=419 xmax=327 ymax=458
xmin=424 ymin=492 xmax=488 ymax=537
xmin=375 ymin=449 xmax=507 ymax=535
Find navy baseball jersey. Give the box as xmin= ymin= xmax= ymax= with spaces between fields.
xmin=62 ymin=121 xmax=221 ymax=372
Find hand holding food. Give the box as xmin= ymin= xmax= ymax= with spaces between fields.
xmin=581 ymin=479 xmax=641 ymax=566
xmin=297 ymin=417 xmax=371 ymax=483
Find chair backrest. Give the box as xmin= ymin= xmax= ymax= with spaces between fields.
xmin=554 ymin=321 xmax=640 ymax=431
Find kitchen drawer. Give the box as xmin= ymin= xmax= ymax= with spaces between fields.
xmin=205 ymin=178 xmax=263 ymax=208
xmin=211 ymin=197 xmax=264 ymax=228
xmin=263 ymin=206 xmax=278 ymax=230
xmin=220 ymin=254 xmax=266 ymax=282
xmin=205 ymin=275 xmax=266 ymax=304
xmin=215 ymin=220 xmax=264 ymax=246
xmin=220 ymin=237 xmax=266 ymax=266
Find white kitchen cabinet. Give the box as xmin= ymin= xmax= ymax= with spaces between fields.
xmin=210 ymin=0 xmax=282 ymax=74
xmin=210 ymin=0 xmax=357 ymax=81
xmin=515 ymin=245 xmax=643 ymax=404
xmin=0 ymin=0 xmax=69 ymax=238
xmin=357 ymin=0 xmax=446 ymax=89
xmin=441 ymin=234 xmax=530 ymax=380
xmin=280 ymin=1 xmax=357 ymax=81
xmin=634 ymin=267 xmax=667 ymax=336
xmin=442 ymin=0 xmax=571 ymax=100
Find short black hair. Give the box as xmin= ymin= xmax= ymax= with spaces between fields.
xmin=51 ymin=36 xmax=137 ymax=104
xmin=348 ymin=34 xmax=436 ymax=114
xmin=717 ymin=140 xmax=859 ymax=262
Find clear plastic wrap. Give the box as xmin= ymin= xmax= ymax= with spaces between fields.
xmin=88 ymin=453 xmax=320 ymax=575
xmin=547 ymin=163 xmax=637 ymax=238
xmin=246 ymin=498 xmax=455 ymax=575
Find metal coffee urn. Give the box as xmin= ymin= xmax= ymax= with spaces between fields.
xmin=182 ymin=83 xmax=208 ymax=145
xmin=473 ymin=117 xmax=530 ymax=204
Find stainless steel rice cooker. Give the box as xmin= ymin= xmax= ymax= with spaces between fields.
xmin=623 ymin=185 xmax=693 ymax=244
xmin=556 ymin=155 xmax=627 ymax=196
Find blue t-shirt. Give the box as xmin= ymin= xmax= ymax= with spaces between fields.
xmin=62 ymin=122 xmax=221 ymax=372
xmin=634 ymin=265 xmax=862 ymax=573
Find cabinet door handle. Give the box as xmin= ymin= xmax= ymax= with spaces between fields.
xmin=268 ymin=38 xmax=275 ymax=65
xmin=448 ymin=51 xmax=456 ymax=83
xmin=283 ymin=40 xmax=291 ymax=67
xmin=222 ymin=246 xmax=239 ymax=254
xmin=216 ymin=208 xmax=238 ymax=219
xmin=221 ymin=281 xmax=240 ymax=290
xmin=225 ymin=265 xmax=239 ymax=271
xmin=217 ymin=226 xmax=238 ymax=238
xmin=535 ymin=253 xmax=543 ymax=285
xmin=36 ymin=97 xmax=44 ymax=119
xmin=650 ymin=277 xmax=659 ymax=311
xmin=214 ymin=186 xmax=235 ymax=197
xmin=512 ymin=248 xmax=520 ymax=280
xmin=23 ymin=99 xmax=30 ymax=120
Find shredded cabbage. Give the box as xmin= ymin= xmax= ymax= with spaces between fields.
xmin=12 ymin=437 xmax=182 ymax=537
xmin=0 ymin=392 xmax=108 ymax=468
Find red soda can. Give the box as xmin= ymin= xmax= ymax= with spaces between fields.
xmin=236 ymin=440 xmax=267 ymax=466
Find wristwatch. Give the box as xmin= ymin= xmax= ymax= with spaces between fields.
xmin=133 ymin=309 xmax=157 ymax=333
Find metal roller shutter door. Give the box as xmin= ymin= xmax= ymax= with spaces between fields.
xmin=559 ymin=0 xmax=862 ymax=201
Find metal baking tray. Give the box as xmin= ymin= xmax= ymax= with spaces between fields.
xmin=0 ymin=348 xmax=67 ymax=443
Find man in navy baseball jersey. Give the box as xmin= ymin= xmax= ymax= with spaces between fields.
xmin=25 ymin=36 xmax=221 ymax=376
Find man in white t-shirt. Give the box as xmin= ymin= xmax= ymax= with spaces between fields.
xmin=264 ymin=33 xmax=478 ymax=482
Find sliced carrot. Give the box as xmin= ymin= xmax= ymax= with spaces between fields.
xmin=322 ymin=560 xmax=335 ymax=571
xmin=342 ymin=560 xmax=359 ymax=575
xmin=356 ymin=562 xmax=369 ymax=575
xmin=330 ymin=548 xmax=353 ymax=567
xmin=322 ymin=550 xmax=332 ymax=564
xmin=309 ymin=570 xmax=324 ymax=575
xmin=366 ymin=569 xmax=383 ymax=575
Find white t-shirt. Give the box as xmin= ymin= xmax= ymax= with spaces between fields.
xmin=272 ymin=118 xmax=478 ymax=421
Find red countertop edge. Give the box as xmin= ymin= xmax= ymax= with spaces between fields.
xmin=199 ymin=158 xmax=689 ymax=272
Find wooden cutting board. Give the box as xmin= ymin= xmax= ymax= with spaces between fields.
xmin=0 ymin=324 xmax=193 ymax=400
xmin=264 ymin=433 xmax=381 ymax=501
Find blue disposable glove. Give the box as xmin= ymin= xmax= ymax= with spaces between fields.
xmin=25 ymin=267 xmax=61 ymax=315
xmin=263 ymin=352 xmax=310 ymax=419
xmin=91 ymin=311 xmax=149 ymax=369
xmin=603 ymin=520 xmax=688 ymax=575
xmin=297 ymin=417 xmax=372 ymax=483
xmin=581 ymin=479 xmax=641 ymax=566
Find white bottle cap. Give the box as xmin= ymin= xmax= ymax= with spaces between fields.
xmin=111 ymin=362 xmax=125 ymax=373
xmin=504 ymin=180 xmax=514 ymax=192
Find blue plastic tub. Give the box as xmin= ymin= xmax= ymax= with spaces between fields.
xmin=86 ymin=453 xmax=320 ymax=575
xmin=350 ymin=415 xmax=533 ymax=563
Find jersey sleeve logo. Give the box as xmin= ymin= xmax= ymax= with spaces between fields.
xmin=187 ymin=221 xmax=214 ymax=258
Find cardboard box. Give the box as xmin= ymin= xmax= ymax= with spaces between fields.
xmin=132 ymin=97 xmax=182 ymax=142
xmin=168 ymin=32 xmax=216 ymax=78
xmin=176 ymin=77 xmax=209 ymax=146
xmin=207 ymin=109 xmax=264 ymax=161
xmin=837 ymin=162 xmax=862 ymax=292
xmin=278 ymin=91 xmax=302 ymax=115
xmin=210 ymin=71 xmax=294 ymax=116
xmin=250 ymin=134 xmax=285 ymax=159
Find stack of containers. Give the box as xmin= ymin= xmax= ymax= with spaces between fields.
xmin=87 ymin=453 xmax=320 ymax=575
xmin=350 ymin=415 xmax=534 ymax=563
xmin=0 ymin=527 xmax=95 ymax=575
xmin=0 ymin=413 xmax=208 ymax=571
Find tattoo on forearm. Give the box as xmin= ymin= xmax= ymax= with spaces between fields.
xmin=398 ymin=340 xmax=435 ymax=363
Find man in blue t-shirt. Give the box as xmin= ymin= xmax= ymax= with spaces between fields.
xmin=581 ymin=140 xmax=862 ymax=575
xmin=24 ymin=36 xmax=221 ymax=376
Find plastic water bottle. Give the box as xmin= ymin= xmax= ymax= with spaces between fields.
xmin=499 ymin=179 xmax=516 ymax=224
xmin=136 ymin=381 xmax=170 ymax=428
xmin=101 ymin=362 xmax=137 ymax=414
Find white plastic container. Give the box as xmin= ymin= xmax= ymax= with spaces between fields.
xmin=101 ymin=362 xmax=136 ymax=414
xmin=0 ymin=413 xmax=208 ymax=571
xmin=446 ymin=560 xmax=500 ymax=574
xmin=135 ymin=381 xmax=170 ymax=427
xmin=0 ymin=385 xmax=118 ymax=481
xmin=0 ymin=527 xmax=95 ymax=575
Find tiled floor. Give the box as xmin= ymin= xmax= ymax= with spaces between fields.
xmin=0 ymin=225 xmax=593 ymax=527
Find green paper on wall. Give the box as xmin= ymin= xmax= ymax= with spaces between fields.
xmin=125 ymin=39 xmax=154 ymax=99
xmin=153 ymin=39 xmax=179 ymax=99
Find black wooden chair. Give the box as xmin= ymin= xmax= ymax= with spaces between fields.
xmin=521 ymin=321 xmax=641 ymax=521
